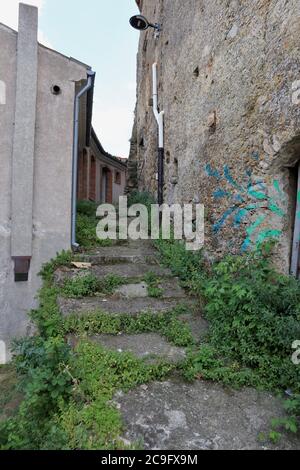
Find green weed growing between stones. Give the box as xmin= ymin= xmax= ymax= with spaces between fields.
xmin=61 ymin=273 xmax=125 ymax=298
xmin=0 ymin=252 xmax=174 ymax=450
xmin=143 ymin=272 xmax=164 ymax=298
xmin=155 ymin=237 xmax=300 ymax=436
xmin=63 ymin=308 xmax=195 ymax=348
xmin=77 ymin=200 xmax=113 ymax=250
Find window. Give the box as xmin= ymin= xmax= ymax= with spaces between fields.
xmin=115 ymin=171 xmax=121 ymax=185
xmin=89 ymin=156 xmax=96 ymax=201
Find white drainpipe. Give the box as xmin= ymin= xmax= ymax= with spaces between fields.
xmin=71 ymin=70 xmax=95 ymax=248
xmin=152 ymin=63 xmax=164 ymax=205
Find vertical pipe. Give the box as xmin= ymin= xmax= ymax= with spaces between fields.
xmin=152 ymin=63 xmax=164 ymax=207
xmin=291 ymin=164 xmax=300 ymax=277
xmin=71 ymin=71 xmax=95 ymax=248
xmin=158 ymin=147 xmax=164 ymax=206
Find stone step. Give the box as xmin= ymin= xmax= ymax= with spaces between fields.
xmin=79 ymin=240 xmax=159 ymax=265
xmin=58 ymin=296 xmax=196 ymax=317
xmin=93 ymin=263 xmax=172 ymax=279
xmin=179 ymin=312 xmax=209 ymax=343
xmin=114 ymin=279 xmax=186 ymax=300
xmin=79 ymin=251 xmax=158 ymax=266
xmin=68 ymin=333 xmax=186 ymax=365
xmin=54 ymin=263 xmax=173 ymax=286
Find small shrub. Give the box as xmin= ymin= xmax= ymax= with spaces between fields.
xmin=39 ymin=251 xmax=73 ymax=282
xmin=62 ymin=274 xmax=99 ymax=298
xmin=77 ymin=200 xmax=98 ymax=218
xmin=127 ymin=190 xmax=155 ymax=211
xmin=270 ymin=395 xmax=300 ymax=438
xmin=51 ymin=340 xmax=174 ymax=450
xmin=0 ymin=336 xmax=72 ymax=450
xmin=98 ymin=275 xmax=124 ymax=295
xmin=63 ymin=309 xmax=195 ymax=348
xmin=127 ymin=191 xmax=156 ymax=230
xmin=156 ymin=238 xmax=300 ymax=395
xmin=61 ymin=274 xmax=124 ymax=299
xmin=76 ymin=201 xmax=113 ymax=250
xmin=143 ymin=272 xmax=164 ymax=298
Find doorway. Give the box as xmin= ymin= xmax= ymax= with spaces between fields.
xmin=291 ymin=163 xmax=300 ymax=278
xmin=102 ymin=167 xmax=113 ymax=204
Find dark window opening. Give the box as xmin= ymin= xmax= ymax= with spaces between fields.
xmin=193 ymin=67 xmax=199 ymax=78
xmin=115 ymin=171 xmax=121 ymax=185
xmin=290 ymin=163 xmax=300 ymax=277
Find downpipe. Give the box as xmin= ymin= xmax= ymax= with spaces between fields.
xmin=71 ymin=70 xmax=95 ymax=249
xmin=152 ymin=63 xmax=164 ymax=207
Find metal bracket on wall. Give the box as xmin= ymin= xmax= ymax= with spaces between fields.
xmin=12 ymin=256 xmax=31 ymax=282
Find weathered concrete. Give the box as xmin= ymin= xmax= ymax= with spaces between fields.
xmin=179 ymin=313 xmax=209 ymax=343
xmin=54 ymin=263 xmax=172 ymax=285
xmin=91 ymin=263 xmax=172 ymax=279
xmin=54 ymin=263 xmax=171 ymax=285
xmin=11 ymin=4 xmax=38 ymax=257
xmin=115 ymin=283 xmax=149 ymax=298
xmin=0 ymin=6 xmax=90 ymax=360
xmin=70 ymin=333 xmax=186 ymax=364
xmin=129 ymin=0 xmax=300 ymax=272
xmin=114 ymin=379 xmax=300 ymax=450
xmin=114 ymin=280 xmax=186 ymax=299
xmin=80 ymin=244 xmax=158 ymax=265
xmin=59 ymin=296 xmax=196 ymax=317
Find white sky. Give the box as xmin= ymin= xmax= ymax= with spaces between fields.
xmin=0 ymin=0 xmax=52 ymax=46
xmin=0 ymin=0 xmax=139 ymax=158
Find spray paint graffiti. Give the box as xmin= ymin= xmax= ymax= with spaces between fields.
xmin=205 ymin=163 xmax=286 ymax=251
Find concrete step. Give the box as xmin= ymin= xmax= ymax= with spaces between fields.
xmin=113 ymin=379 xmax=300 ymax=450
xmin=58 ymin=296 xmax=196 ymax=317
xmin=79 ymin=240 xmax=159 ymax=265
xmin=54 ymin=263 xmax=173 ymax=286
xmin=179 ymin=312 xmax=209 ymax=343
xmin=68 ymin=333 xmax=186 ymax=365
xmin=114 ymin=280 xmax=186 ymax=300
xmin=79 ymin=251 xmax=158 ymax=266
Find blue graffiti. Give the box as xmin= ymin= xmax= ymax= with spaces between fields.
xmin=205 ymin=164 xmax=221 ymax=180
xmin=205 ymin=159 xmax=286 ymax=251
xmin=233 ymin=208 xmax=249 ymax=227
xmin=213 ymin=207 xmax=238 ymax=233
xmin=224 ymin=165 xmax=244 ymax=191
xmin=213 ymin=189 xmax=229 ymax=199
xmin=251 ymin=151 xmax=259 ymax=161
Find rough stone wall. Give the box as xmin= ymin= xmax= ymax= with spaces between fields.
xmin=130 ymin=0 xmax=300 ymax=272
xmin=125 ymin=112 xmax=138 ymax=194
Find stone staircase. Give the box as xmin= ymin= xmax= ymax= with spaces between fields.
xmin=57 ymin=239 xmax=205 ymax=364
xmin=55 ymin=239 xmax=300 ymax=450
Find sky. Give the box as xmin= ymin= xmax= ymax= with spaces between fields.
xmin=0 ymin=0 xmax=140 ymax=157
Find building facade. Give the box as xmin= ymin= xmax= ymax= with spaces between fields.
xmin=77 ymin=128 xmax=127 ymax=204
xmin=129 ymin=0 xmax=300 ymax=275
xmin=0 ymin=3 xmax=124 ymax=362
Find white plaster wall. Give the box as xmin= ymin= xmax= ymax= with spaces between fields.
xmin=113 ymin=170 xmax=127 ymax=203
xmin=0 ymin=24 xmax=88 ymax=359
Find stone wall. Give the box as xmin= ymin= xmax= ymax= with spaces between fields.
xmin=129 ymin=0 xmax=300 ymax=272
